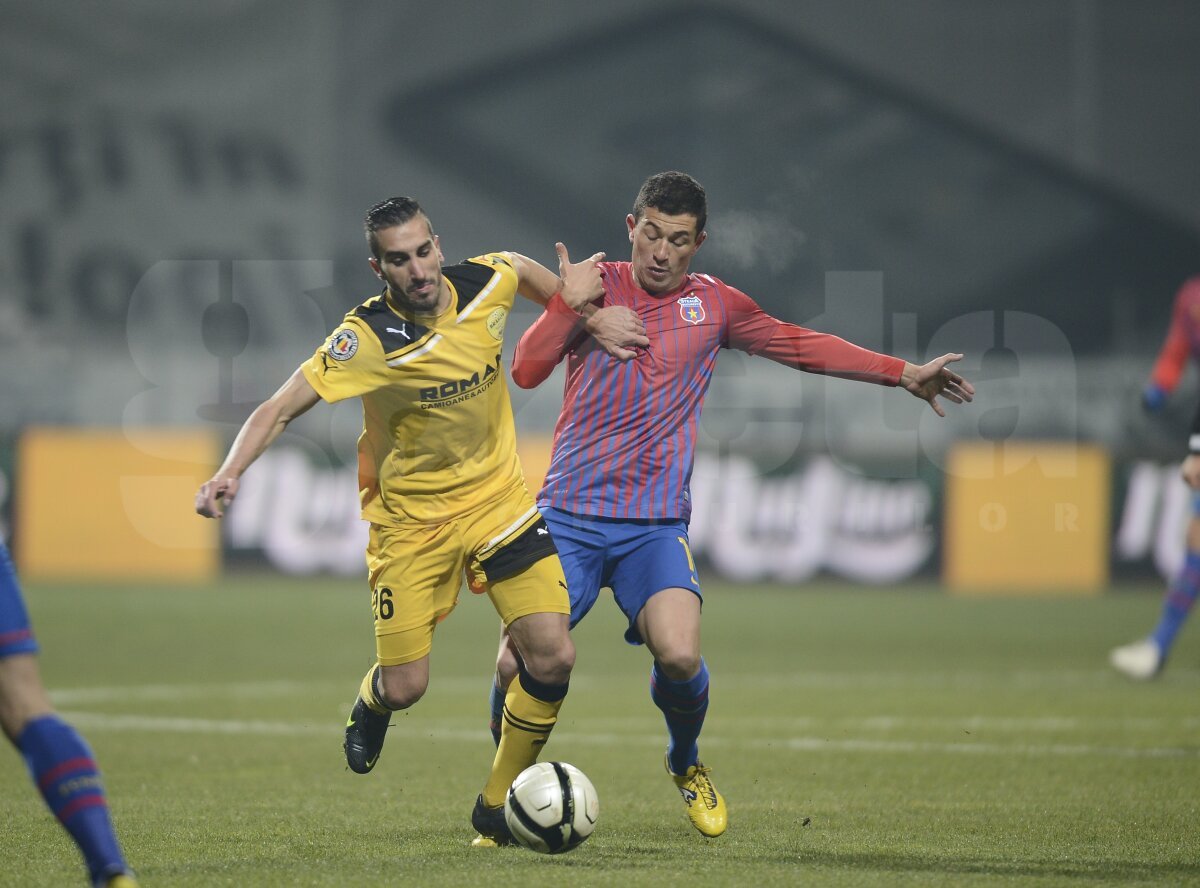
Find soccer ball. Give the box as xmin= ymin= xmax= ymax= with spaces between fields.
xmin=504 ymin=761 xmax=599 ymax=853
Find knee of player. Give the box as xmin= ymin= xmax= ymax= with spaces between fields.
xmin=0 ymin=704 xmax=31 ymax=745
xmin=0 ymin=656 xmax=55 ymax=741
xmin=379 ymin=685 xmax=425 ymax=711
xmin=525 ymin=638 xmax=575 ymax=685
xmin=556 ymin=638 xmax=577 ymax=676
xmin=376 ymin=673 xmax=428 ymax=711
xmin=655 ymin=648 xmax=702 ymax=681
xmin=544 ymin=639 xmax=576 ymax=680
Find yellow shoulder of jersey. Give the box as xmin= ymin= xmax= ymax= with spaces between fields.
xmin=469 ymin=252 xmax=520 ymax=286
xmin=301 ymin=314 xmax=388 ymax=404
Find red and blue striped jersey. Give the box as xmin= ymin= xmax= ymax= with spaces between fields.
xmin=512 ymin=261 xmax=905 ymax=521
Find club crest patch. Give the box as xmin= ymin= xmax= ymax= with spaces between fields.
xmin=486 ymin=307 xmax=508 ymax=341
xmin=678 ymin=294 xmax=705 ymax=325
xmin=328 ymin=329 xmax=359 ymax=361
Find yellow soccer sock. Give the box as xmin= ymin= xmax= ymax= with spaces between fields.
xmin=481 ymin=673 xmax=564 ymax=807
xmin=358 ymin=665 xmax=390 ymax=716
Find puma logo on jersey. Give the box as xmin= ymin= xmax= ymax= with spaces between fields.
xmin=386 ymin=326 xmax=413 ymax=339
xmin=537 ymin=527 xmax=549 ymax=536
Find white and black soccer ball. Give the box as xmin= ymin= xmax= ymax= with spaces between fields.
xmin=504 ymin=761 xmax=599 ymax=854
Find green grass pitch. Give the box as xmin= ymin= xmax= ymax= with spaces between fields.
xmin=3 ymin=576 xmax=1199 ymax=887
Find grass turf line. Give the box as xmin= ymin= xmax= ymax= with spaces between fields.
xmin=1 ymin=577 xmax=1197 ymax=887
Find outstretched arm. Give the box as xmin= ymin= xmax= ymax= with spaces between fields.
xmin=1146 ymin=282 xmax=1199 ymax=410
xmin=195 ymin=367 xmax=321 ymax=517
xmin=898 ymin=354 xmax=975 ymax=417
xmin=1146 ymin=325 xmax=1188 ymax=410
xmin=725 ymin=286 xmax=973 ymax=416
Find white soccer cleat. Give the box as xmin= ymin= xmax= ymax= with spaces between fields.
xmin=1109 ymin=638 xmax=1163 ymax=680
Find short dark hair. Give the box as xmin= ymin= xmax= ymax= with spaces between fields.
xmin=632 ymin=171 xmax=707 ymax=234
xmin=364 ymin=196 xmax=431 ymax=258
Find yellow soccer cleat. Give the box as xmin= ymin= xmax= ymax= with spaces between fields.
xmin=105 ymin=875 xmax=140 ymax=888
xmin=666 ymin=754 xmax=727 ymax=837
xmin=470 ymin=834 xmax=499 ymax=848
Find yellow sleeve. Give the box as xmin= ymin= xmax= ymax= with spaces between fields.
xmin=300 ymin=318 xmax=390 ymax=403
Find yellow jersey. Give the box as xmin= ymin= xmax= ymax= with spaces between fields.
xmin=301 ymin=253 xmax=526 ymax=525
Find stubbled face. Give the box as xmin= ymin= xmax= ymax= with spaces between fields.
xmin=627 ymin=208 xmax=705 ymax=295
xmin=368 ymin=215 xmax=447 ymax=314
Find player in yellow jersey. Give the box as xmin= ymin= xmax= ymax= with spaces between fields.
xmin=195 ymin=196 xmax=647 ymax=845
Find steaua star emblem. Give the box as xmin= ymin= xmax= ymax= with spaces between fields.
xmin=678 ymin=294 xmax=705 ymax=325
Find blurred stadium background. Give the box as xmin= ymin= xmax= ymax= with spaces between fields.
xmin=4 ymin=0 xmax=1200 ymax=590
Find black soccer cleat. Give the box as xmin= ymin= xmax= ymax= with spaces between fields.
xmin=344 ymin=697 xmax=391 ymax=774
xmin=471 ymin=793 xmax=515 ymax=845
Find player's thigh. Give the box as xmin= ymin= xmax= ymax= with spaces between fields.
xmin=367 ymin=522 xmax=463 ymax=667
xmin=486 ymin=555 xmax=573 ymax=681
xmin=609 ymin=522 xmax=702 ymax=645
xmin=485 ymin=552 xmax=571 ymax=628
xmin=541 ymin=507 xmax=607 ymax=627
xmin=465 ymin=488 xmax=568 ymax=625
xmin=634 ymin=587 xmax=702 ymax=667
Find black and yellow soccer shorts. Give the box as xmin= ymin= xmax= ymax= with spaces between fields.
xmin=365 ymin=484 xmax=569 ymax=666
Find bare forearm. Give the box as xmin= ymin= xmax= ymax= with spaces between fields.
xmin=218 ymin=401 xmax=292 ymax=478
xmin=216 ymin=368 xmax=320 ymax=478
xmin=196 ymin=368 xmax=321 ymax=518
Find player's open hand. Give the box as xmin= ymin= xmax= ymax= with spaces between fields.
xmin=195 ymin=475 xmax=240 ymax=518
xmin=900 ymin=353 xmax=975 ymax=417
xmin=586 ymin=306 xmax=649 ymax=361
xmin=556 ymin=242 xmax=606 ymax=310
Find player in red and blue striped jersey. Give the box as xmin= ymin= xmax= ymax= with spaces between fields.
xmin=487 ymin=171 xmax=974 ymax=837
xmin=0 ymin=542 xmax=137 ymax=886
xmin=1112 ymin=276 xmax=1200 ymax=679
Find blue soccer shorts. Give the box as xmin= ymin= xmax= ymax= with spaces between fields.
xmin=0 ymin=542 xmax=38 ymax=658
xmin=541 ymin=506 xmax=702 ymax=645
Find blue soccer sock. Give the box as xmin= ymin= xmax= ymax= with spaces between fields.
xmin=18 ymin=714 xmax=128 ymax=885
xmin=488 ymin=676 xmax=505 ymax=747
xmin=1152 ymin=549 xmax=1200 ymax=654
xmin=650 ymin=658 xmax=710 ymax=776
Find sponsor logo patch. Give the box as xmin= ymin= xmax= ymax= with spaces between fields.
xmin=329 ymin=329 xmax=359 ymax=361
xmin=418 ymin=352 xmax=503 ymax=407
